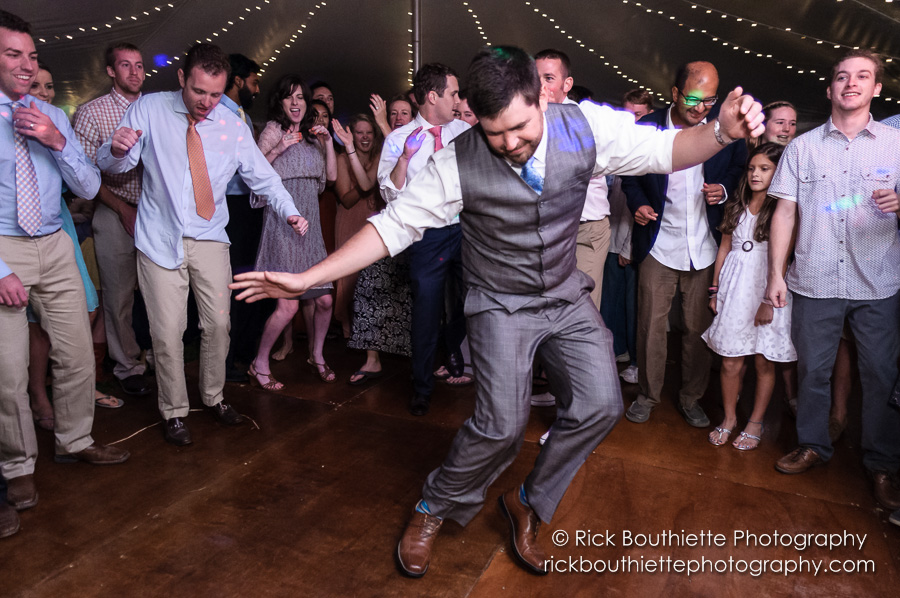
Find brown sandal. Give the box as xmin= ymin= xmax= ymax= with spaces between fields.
xmin=248 ymin=363 xmax=284 ymax=391
xmin=307 ymin=358 xmax=336 ymax=383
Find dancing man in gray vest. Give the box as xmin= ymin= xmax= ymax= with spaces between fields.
xmin=231 ymin=46 xmax=763 ymax=577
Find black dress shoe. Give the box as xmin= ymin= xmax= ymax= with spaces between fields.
xmin=211 ymin=402 xmax=244 ymax=425
xmin=409 ymin=393 xmax=430 ymax=416
xmin=164 ymin=417 xmax=192 ymax=446
xmin=119 ymin=374 xmax=151 ymax=396
xmin=447 ymin=350 xmax=465 ymax=378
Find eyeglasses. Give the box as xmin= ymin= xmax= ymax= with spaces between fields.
xmin=678 ymin=90 xmax=718 ymax=108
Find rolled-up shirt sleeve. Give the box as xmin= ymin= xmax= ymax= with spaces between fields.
xmin=369 ymin=145 xmax=463 ymax=255
xmin=377 ymin=132 xmax=405 ymax=203
xmin=580 ymin=101 xmax=677 ymax=177
xmin=97 ymin=100 xmax=145 ymax=174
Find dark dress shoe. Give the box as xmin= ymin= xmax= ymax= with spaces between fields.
xmin=55 ymin=442 xmax=130 ymax=464
xmin=409 ymin=393 xmax=430 ymax=416
xmin=397 ymin=506 xmax=443 ymax=577
xmin=164 ymin=418 xmax=193 ymax=446
xmin=447 ymin=350 xmax=465 ymax=378
xmin=775 ymin=447 xmax=825 ymax=474
xmin=870 ymin=471 xmax=900 ymax=510
xmin=6 ymin=474 xmax=38 ymax=511
xmin=211 ymin=402 xmax=244 ymax=425
xmin=498 ymin=490 xmax=548 ymax=575
xmin=0 ymin=502 xmax=20 ymax=538
xmin=119 ymin=374 xmax=151 ymax=396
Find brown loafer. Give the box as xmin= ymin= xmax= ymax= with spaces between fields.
xmin=397 ymin=505 xmax=443 ymax=578
xmin=870 ymin=471 xmax=900 ymax=510
xmin=498 ymin=489 xmax=548 ymax=575
xmin=775 ymin=447 xmax=825 ymax=475
xmin=6 ymin=474 xmax=38 ymax=511
xmin=0 ymin=502 xmax=20 ymax=538
xmin=54 ymin=442 xmax=130 ymax=465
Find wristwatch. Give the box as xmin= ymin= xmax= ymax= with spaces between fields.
xmin=713 ymin=119 xmax=734 ymax=146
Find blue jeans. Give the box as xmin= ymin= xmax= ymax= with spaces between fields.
xmin=792 ymin=292 xmax=900 ymax=471
xmin=407 ymin=224 xmax=466 ymax=396
xmin=599 ymin=252 xmax=636 ymax=366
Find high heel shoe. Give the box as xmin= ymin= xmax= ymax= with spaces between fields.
xmin=248 ymin=363 xmax=284 ymax=391
xmin=307 ymin=358 xmax=336 ymax=383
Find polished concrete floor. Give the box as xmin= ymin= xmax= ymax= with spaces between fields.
xmin=2 ymin=335 xmax=898 ymax=597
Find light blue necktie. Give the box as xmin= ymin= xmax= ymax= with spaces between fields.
xmin=520 ymin=156 xmax=544 ymax=194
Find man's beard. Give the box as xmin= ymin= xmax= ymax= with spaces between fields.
xmin=238 ymin=86 xmax=255 ymax=110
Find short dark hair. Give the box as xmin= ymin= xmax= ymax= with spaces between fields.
xmin=266 ymin=74 xmax=316 ymax=142
xmin=413 ymin=63 xmax=457 ymax=105
xmin=36 ymin=61 xmax=52 ymax=76
xmin=623 ymin=89 xmax=653 ymax=108
xmin=105 ymin=42 xmax=141 ymax=69
xmin=310 ymin=81 xmax=332 ymax=94
xmin=0 ymin=10 xmax=31 ymax=34
xmin=534 ymin=48 xmax=571 ymax=78
xmin=466 ymin=46 xmax=540 ymax=119
xmin=182 ymin=43 xmax=230 ymax=80
xmin=225 ymin=53 xmax=260 ymax=93
xmin=831 ymin=48 xmax=883 ymax=84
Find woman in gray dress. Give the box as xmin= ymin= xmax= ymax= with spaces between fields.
xmin=249 ymin=75 xmax=337 ymax=388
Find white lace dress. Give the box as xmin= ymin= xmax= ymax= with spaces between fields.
xmin=702 ymin=209 xmax=797 ymax=362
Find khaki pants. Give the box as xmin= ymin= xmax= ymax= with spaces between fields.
xmin=93 ymin=202 xmax=145 ymax=379
xmin=137 ymin=240 xmax=231 ymax=420
xmin=575 ymin=218 xmax=611 ymax=310
xmin=636 ymin=254 xmax=713 ymax=409
xmin=0 ymin=232 xmax=95 ymax=478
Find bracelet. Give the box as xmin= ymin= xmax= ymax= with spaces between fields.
xmin=708 ymin=286 xmax=719 ymax=292
xmin=713 ymin=119 xmax=733 ymax=147
xmin=346 ymin=150 xmax=356 ymax=155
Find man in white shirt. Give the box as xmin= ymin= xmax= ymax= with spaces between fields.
xmin=97 ymin=43 xmax=307 ymax=446
xmin=622 ymin=61 xmax=746 ymax=428
xmin=232 ymin=46 xmax=763 ymax=578
xmin=377 ymin=63 xmax=471 ymax=416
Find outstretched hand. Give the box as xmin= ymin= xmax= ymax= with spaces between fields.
xmin=717 ymin=87 xmax=765 ymax=141
xmin=230 ymin=271 xmax=309 ymax=303
xmin=332 ymin=119 xmax=354 ymax=150
xmin=403 ymin=126 xmax=425 ymax=160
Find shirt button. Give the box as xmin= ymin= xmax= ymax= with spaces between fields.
xmin=840 ymin=259 xmax=844 ymax=263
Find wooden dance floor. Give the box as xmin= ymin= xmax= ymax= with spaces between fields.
xmin=2 ymin=336 xmax=898 ymax=597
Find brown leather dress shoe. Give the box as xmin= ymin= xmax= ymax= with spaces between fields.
xmin=54 ymin=443 xmax=130 ymax=465
xmin=870 ymin=471 xmax=900 ymax=510
xmin=775 ymin=447 xmax=825 ymax=474
xmin=397 ymin=506 xmax=443 ymax=577
xmin=6 ymin=474 xmax=38 ymax=511
xmin=499 ymin=490 xmax=549 ymax=575
xmin=0 ymin=502 xmax=20 ymax=538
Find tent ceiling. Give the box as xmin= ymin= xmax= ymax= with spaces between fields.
xmin=8 ymin=0 xmax=900 ymax=126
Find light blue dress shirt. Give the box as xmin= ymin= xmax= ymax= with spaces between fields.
xmin=0 ymin=92 xmax=102 ymax=279
xmin=97 ymin=90 xmax=300 ymax=270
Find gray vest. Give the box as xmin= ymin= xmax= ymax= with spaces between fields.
xmin=455 ymin=103 xmax=597 ymax=303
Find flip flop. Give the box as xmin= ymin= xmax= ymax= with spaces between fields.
xmin=433 ymin=366 xmax=451 ymax=380
xmin=444 ymin=374 xmax=474 ymax=387
xmin=348 ymin=370 xmax=383 ymax=386
xmin=95 ymin=394 xmax=125 ymax=409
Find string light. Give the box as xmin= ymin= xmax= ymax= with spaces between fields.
xmin=257 ymin=2 xmax=329 ymax=75
xmin=523 ymin=1 xmax=665 ymax=102
xmin=407 ymin=11 xmax=414 ymax=86
xmin=35 ymin=3 xmax=180 ymax=45
xmin=462 ymin=2 xmax=492 ymax=47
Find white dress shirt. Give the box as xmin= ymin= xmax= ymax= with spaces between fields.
xmin=648 ymin=106 xmax=718 ymax=271
xmin=564 ymin=98 xmax=610 ymax=222
xmin=97 ymin=91 xmax=299 ymax=270
xmin=369 ymin=101 xmax=676 ymax=256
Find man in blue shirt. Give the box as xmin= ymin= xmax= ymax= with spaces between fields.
xmin=0 ymin=10 xmax=130 ymax=514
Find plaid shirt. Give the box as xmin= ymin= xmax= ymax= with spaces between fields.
xmin=73 ymin=87 xmax=142 ymax=204
xmin=769 ymin=115 xmax=900 ymax=300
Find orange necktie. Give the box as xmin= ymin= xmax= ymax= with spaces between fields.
xmin=186 ymin=115 xmax=215 ymax=220
xmin=429 ymin=125 xmax=443 ymax=151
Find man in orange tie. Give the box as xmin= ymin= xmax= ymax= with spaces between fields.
xmin=97 ymin=44 xmax=309 ymax=446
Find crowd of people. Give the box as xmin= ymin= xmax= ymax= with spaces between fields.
xmin=0 ymin=8 xmax=898 ymax=583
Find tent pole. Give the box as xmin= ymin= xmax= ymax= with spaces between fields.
xmin=412 ymin=0 xmax=421 ymax=77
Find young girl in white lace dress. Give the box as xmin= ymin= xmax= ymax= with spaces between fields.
xmin=703 ymin=143 xmax=797 ymax=450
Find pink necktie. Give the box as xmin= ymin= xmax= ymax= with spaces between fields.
xmin=429 ymin=125 xmax=443 ymax=151
xmin=186 ymin=115 xmax=216 ymax=221
xmin=12 ymin=102 xmax=42 ymax=236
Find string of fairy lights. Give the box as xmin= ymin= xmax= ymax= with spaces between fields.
xmin=461 ymin=2 xmax=493 ymax=47
xmin=35 ymin=3 xmax=180 ymax=44
xmin=256 ymin=1 xmax=329 ymax=76
xmin=522 ymin=1 xmax=666 ymax=102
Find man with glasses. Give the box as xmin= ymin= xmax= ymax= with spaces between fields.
xmin=622 ymin=61 xmax=746 ymax=426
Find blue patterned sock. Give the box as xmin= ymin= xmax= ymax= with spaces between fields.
xmin=416 ymin=499 xmax=442 ymax=519
xmin=519 ymin=485 xmax=529 ymax=507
